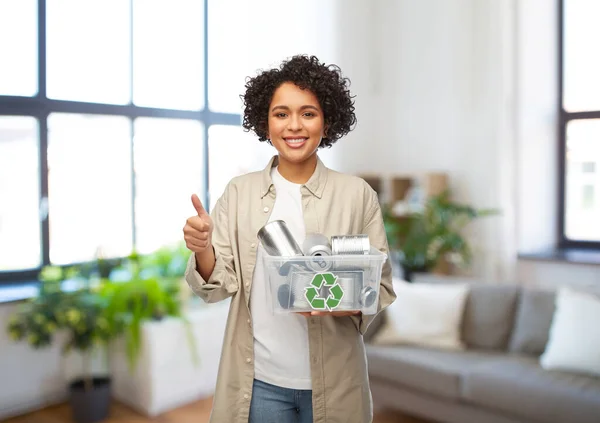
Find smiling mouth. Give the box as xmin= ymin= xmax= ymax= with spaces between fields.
xmin=283 ymin=137 xmax=308 ymax=148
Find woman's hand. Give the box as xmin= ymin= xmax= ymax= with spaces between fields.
xmin=184 ymin=194 xmax=214 ymax=254
xmin=297 ymin=311 xmax=361 ymax=317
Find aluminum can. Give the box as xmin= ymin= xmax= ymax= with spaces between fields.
xmin=331 ymin=234 xmax=370 ymax=255
xmin=258 ymin=220 xmax=304 ymax=257
xmin=302 ymin=233 xmax=333 ymax=272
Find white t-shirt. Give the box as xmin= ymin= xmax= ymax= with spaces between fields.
xmin=250 ymin=166 xmax=311 ymax=390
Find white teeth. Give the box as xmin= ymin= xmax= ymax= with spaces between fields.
xmin=285 ymin=138 xmax=306 ymax=144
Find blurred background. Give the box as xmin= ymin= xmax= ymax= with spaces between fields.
xmin=1 ymin=1 xmax=599 ymax=423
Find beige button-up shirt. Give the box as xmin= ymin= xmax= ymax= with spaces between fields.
xmin=185 ymin=155 xmax=396 ymax=423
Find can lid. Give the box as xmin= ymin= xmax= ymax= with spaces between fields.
xmin=359 ymin=286 xmax=377 ymax=307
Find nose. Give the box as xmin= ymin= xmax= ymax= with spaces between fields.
xmin=287 ymin=114 xmax=302 ymax=131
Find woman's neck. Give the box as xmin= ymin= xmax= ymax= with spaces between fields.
xmin=277 ymin=153 xmax=318 ymax=184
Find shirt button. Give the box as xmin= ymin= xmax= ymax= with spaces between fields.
xmin=244 ymin=394 xmax=249 ymax=400
xmin=245 ymin=282 xmax=249 ymax=288
xmin=246 ymin=357 xmax=252 ymax=363
xmin=263 ymin=206 xmax=269 ymax=213
xmin=247 ymin=319 xmax=251 ymax=324
xmin=251 ymin=243 xmax=256 ymax=248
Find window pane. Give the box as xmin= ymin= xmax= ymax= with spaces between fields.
xmin=208 ymin=125 xmax=273 ymax=211
xmin=46 ymin=0 xmax=131 ymax=104
xmin=0 ymin=117 xmax=40 ymax=270
xmin=48 ymin=114 xmax=132 ymax=264
xmin=134 ymin=118 xmax=204 ymax=254
xmin=133 ymin=0 xmax=204 ymax=110
xmin=208 ymin=0 xmax=338 ymax=113
xmin=564 ymin=119 xmax=600 ymax=241
xmin=0 ymin=0 xmax=37 ymax=96
xmin=563 ymin=0 xmax=600 ymax=112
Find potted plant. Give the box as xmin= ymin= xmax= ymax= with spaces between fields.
xmin=6 ymin=265 xmax=125 ymax=423
xmin=383 ymin=190 xmax=499 ymax=281
xmin=98 ymin=246 xmax=202 ymax=416
xmin=100 ymin=245 xmax=197 ymax=372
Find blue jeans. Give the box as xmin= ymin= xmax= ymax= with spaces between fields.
xmin=249 ymin=379 xmax=313 ymax=423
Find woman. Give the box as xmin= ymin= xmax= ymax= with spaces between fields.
xmin=183 ymin=55 xmax=395 ymax=423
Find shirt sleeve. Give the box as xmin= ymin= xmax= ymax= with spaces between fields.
xmin=350 ymin=190 xmax=397 ymax=335
xmin=184 ymin=185 xmax=239 ymax=303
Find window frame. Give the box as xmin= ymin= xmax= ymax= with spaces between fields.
xmin=557 ymin=0 xmax=600 ymax=249
xmin=0 ymin=0 xmax=241 ymax=283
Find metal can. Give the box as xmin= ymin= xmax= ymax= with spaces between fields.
xmin=277 ymin=283 xmax=295 ymax=310
xmin=359 ymin=286 xmax=378 ymax=308
xmin=336 ymin=271 xmax=364 ymax=309
xmin=289 ymin=272 xmax=313 ymax=310
xmin=258 ymin=220 xmax=304 ymax=257
xmin=331 ymin=235 xmax=370 ymax=255
xmin=302 ymin=233 xmax=333 ymax=272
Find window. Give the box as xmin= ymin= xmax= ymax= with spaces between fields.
xmin=207 ymin=125 xmax=273 ymax=212
xmin=0 ymin=0 xmax=336 ymax=284
xmin=0 ymin=117 xmax=41 ymax=271
xmin=0 ymin=0 xmax=38 ymax=97
xmin=559 ymin=0 xmax=600 ymax=247
xmin=0 ymin=0 xmax=238 ymax=283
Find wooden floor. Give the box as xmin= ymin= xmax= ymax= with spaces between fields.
xmin=5 ymin=397 xmax=430 ymax=423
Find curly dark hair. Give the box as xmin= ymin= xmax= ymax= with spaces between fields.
xmin=241 ymin=55 xmax=357 ymax=148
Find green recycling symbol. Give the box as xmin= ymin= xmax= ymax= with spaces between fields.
xmin=304 ymin=273 xmax=344 ymax=311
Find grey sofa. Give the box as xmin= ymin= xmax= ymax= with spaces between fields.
xmin=364 ymin=283 xmax=600 ymax=423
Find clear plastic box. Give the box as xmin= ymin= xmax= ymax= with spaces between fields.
xmin=262 ymin=247 xmax=388 ymax=315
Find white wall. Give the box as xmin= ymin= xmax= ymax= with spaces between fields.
xmin=0 ymin=301 xmax=115 ymax=419
xmin=516 ymin=0 xmax=560 ymax=254
xmin=332 ymin=0 xmax=598 ymax=287
xmin=318 ymin=0 xmax=380 ymax=171
xmin=331 ymin=0 xmax=520 ymax=282
xmin=0 ymin=303 xmax=67 ymax=419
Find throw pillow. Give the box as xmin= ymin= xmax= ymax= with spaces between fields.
xmin=461 ymin=284 xmax=519 ymax=350
xmin=371 ymin=279 xmax=470 ymax=350
xmin=508 ymin=288 xmax=556 ymax=356
xmin=540 ymin=287 xmax=600 ymax=376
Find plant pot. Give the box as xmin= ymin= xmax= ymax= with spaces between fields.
xmin=69 ymin=377 xmax=111 ymax=423
xmin=109 ymin=304 xmax=229 ymax=416
xmin=401 ymin=265 xmax=430 ymax=282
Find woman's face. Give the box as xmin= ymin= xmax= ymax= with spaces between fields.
xmin=267 ymin=82 xmax=325 ymax=166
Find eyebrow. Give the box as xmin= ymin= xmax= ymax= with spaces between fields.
xmin=271 ymin=105 xmax=320 ymax=112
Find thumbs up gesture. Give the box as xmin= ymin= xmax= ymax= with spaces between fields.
xmin=183 ymin=194 xmax=214 ymax=254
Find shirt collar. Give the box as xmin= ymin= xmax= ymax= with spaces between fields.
xmin=260 ymin=155 xmax=328 ymax=199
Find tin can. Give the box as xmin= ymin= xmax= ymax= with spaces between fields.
xmin=331 ymin=234 xmax=370 ymax=255
xmin=258 ymin=220 xmax=304 ymax=257
xmin=289 ymin=272 xmax=313 ymax=310
xmin=336 ymin=271 xmax=364 ymax=309
xmin=277 ymin=283 xmax=295 ymax=309
xmin=359 ymin=286 xmax=377 ymax=308
xmin=302 ymin=233 xmax=333 ymax=272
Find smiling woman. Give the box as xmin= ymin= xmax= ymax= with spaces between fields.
xmin=266 ymin=83 xmax=325 ymax=182
xmin=241 ymin=55 xmax=356 ymax=148
xmin=182 ymin=54 xmax=396 ymax=423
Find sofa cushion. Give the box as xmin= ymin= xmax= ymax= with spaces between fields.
xmin=366 ymin=345 xmax=506 ymax=400
xmin=508 ymin=288 xmax=555 ymax=355
xmin=540 ymin=287 xmax=600 ymax=377
xmin=462 ymin=355 xmax=600 ymax=423
xmin=461 ymin=284 xmax=519 ymax=350
xmin=371 ymin=280 xmax=470 ymax=350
